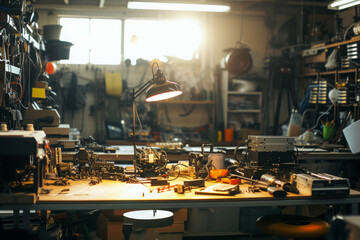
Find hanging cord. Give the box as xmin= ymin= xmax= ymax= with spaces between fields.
xmin=134 ymin=104 xmax=164 ymax=165
xmin=343 ymin=23 xmax=356 ymax=41
xmin=310 ymin=104 xmax=334 ymax=130
xmin=233 ymin=140 xmax=247 ymax=163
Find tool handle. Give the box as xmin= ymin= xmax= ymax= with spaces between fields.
xmin=266 ymin=186 xmax=287 ymax=198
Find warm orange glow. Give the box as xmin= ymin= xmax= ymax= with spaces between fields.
xmin=298 ymin=225 xmax=323 ymax=231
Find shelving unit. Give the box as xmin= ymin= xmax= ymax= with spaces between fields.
xmin=221 ymin=70 xmax=263 ymax=139
xmin=302 ymin=37 xmax=360 ymax=122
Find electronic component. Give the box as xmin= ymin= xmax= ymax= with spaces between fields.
xmin=290 ymin=173 xmax=350 ymax=196
xmin=150 ymin=178 xmax=168 ymax=186
xmin=183 ymin=179 xmax=205 ymax=188
xmin=58 ymin=148 xmax=127 ymax=181
xmin=135 ymin=148 xmax=167 ymax=177
xmin=174 ymin=184 xmax=185 ymax=194
xmin=248 ymin=135 xmax=295 ymax=152
xmin=188 ymin=143 xmax=215 ymax=179
xmin=247 ymin=136 xmax=296 ymax=169
xmin=189 ymin=152 xmax=204 ymax=178
xmin=195 ymin=184 xmax=240 ymax=196
xmin=0 ymin=130 xmax=48 ymax=196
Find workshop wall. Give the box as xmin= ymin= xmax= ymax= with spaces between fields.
xmin=36 ymin=9 xmax=282 ymax=142
xmin=212 ymin=14 xmax=269 ymax=74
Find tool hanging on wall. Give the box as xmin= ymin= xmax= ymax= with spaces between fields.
xmin=224 ymin=41 xmax=253 ymax=75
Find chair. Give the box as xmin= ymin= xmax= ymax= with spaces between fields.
xmin=256 ymin=214 xmax=329 ymax=239
xmin=122 ymin=210 xmax=174 ymax=240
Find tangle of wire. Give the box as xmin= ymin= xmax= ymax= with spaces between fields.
xmin=165 ymin=163 xmax=189 ymax=181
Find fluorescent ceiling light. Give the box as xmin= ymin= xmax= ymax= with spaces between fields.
xmin=328 ymin=0 xmax=360 ymax=10
xmin=127 ymin=1 xmax=231 ymax=12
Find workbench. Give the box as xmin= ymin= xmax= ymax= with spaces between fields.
xmin=3 ymin=146 xmax=360 ymax=238
xmin=2 ymin=178 xmax=359 ymax=211
xmin=1 ymin=178 xmax=360 ymax=238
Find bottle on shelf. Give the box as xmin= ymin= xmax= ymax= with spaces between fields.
xmin=287 ymin=109 xmax=302 ymax=137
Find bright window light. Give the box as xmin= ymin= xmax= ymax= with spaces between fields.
xmin=59 ymin=18 xmax=121 ymax=65
xmin=60 ymin=18 xmax=90 ymax=64
xmin=90 ymin=19 xmax=121 ymax=64
xmin=124 ymin=19 xmax=202 ymax=64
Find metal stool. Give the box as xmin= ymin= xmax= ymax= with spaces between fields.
xmin=256 ymin=214 xmax=329 ymax=239
xmin=123 ymin=210 xmax=174 ymax=240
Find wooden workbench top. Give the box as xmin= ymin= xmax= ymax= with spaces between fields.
xmin=38 ymin=178 xmax=360 ymax=204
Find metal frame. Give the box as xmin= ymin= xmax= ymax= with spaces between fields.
xmin=2 ymin=196 xmax=359 ymax=214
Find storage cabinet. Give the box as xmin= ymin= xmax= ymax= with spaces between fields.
xmin=221 ymin=69 xmax=263 ymax=139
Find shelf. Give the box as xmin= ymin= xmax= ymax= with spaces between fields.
xmin=303 ymin=72 xmax=318 ymax=77
xmin=323 ymin=36 xmax=360 ymax=49
xmin=155 ymin=100 xmax=215 ymax=105
xmin=320 ymin=71 xmax=337 ymax=76
xmin=227 ymin=109 xmax=261 ymax=113
xmin=338 ymin=69 xmax=357 ymax=74
xmin=304 ymin=36 xmax=360 ymax=53
xmin=227 ymin=91 xmax=261 ymax=95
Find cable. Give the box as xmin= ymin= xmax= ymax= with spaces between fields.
xmin=134 ymin=104 xmax=161 ymax=162
xmin=134 ymin=104 xmax=170 ymax=176
xmin=233 ymin=140 xmax=247 ymax=162
xmin=310 ymin=104 xmax=334 ymax=130
xmin=165 ymin=164 xmax=183 ymax=181
xmin=10 ymin=81 xmax=22 ymax=101
xmin=344 ymin=22 xmax=356 ymax=41
xmin=297 ymin=144 xmax=320 ymax=155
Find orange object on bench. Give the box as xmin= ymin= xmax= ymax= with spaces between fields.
xmin=209 ymin=169 xmax=229 ymax=179
xmin=221 ymin=178 xmax=241 ymax=185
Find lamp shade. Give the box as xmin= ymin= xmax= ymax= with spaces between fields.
xmin=146 ymin=80 xmax=182 ymax=102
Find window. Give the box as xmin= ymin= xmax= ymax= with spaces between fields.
xmin=59 ymin=18 xmax=122 ymax=65
xmin=58 ymin=17 xmax=201 ymax=65
xmin=124 ymin=19 xmax=202 ymax=64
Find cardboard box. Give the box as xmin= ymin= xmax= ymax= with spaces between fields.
xmin=97 ymin=214 xmax=124 ymax=240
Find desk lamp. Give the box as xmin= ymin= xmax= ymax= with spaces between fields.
xmin=132 ymin=62 xmax=182 ymax=177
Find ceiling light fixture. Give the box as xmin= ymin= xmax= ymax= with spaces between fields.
xmin=127 ymin=1 xmax=231 ymax=12
xmin=328 ymin=0 xmax=360 ymax=10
